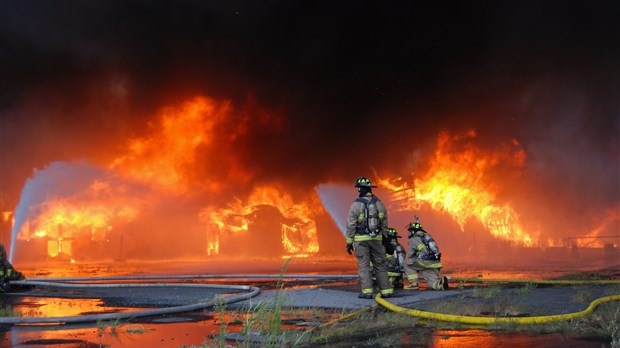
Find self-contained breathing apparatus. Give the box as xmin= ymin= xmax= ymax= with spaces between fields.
xmin=417 ymin=233 xmax=441 ymax=261
xmin=355 ymin=196 xmax=380 ymax=238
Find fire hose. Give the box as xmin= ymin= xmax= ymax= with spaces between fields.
xmin=1 ymin=278 xmax=261 ymax=325
xmin=375 ymin=277 xmax=620 ymax=325
xmin=1 ymin=274 xmax=358 ymax=326
xmin=3 ymin=275 xmax=619 ymax=327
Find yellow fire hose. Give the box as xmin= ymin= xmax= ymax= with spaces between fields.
xmin=450 ymin=277 xmax=620 ymax=285
xmin=375 ymin=278 xmax=620 ymax=325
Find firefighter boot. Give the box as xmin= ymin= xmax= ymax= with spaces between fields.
xmin=403 ymin=283 xmax=418 ymax=290
xmin=442 ymin=276 xmax=449 ymax=290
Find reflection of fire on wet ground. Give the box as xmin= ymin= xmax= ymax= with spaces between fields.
xmin=5 ymin=297 xmax=148 ymax=318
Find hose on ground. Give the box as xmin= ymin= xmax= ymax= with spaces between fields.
xmin=2 ymin=274 xmax=357 ymax=326
xmin=376 ymin=277 xmax=620 ymax=325
xmin=1 ymin=279 xmax=260 ymax=325
xmin=449 ymin=277 xmax=620 ymax=285
xmin=18 ymin=274 xmax=358 ymax=282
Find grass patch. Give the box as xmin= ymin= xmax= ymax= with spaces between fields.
xmin=125 ymin=324 xmax=154 ymax=334
xmin=423 ymin=295 xmax=527 ymax=318
xmin=525 ymin=301 xmax=620 ymax=346
xmin=472 ymin=285 xmax=502 ymax=299
xmin=553 ymin=271 xmax=613 ymax=281
xmin=96 ymin=318 xmax=123 ymax=330
xmin=204 ymin=258 xmax=300 ymax=347
xmin=305 ymin=308 xmax=431 ymax=346
xmin=0 ymin=305 xmax=20 ymax=317
xmin=96 ymin=318 xmax=126 ymax=338
xmin=214 ymin=295 xmax=228 ymax=348
xmin=514 ymin=281 xmax=537 ymax=296
xmin=571 ymin=286 xmax=593 ymax=304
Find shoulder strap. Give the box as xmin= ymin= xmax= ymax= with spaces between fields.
xmin=420 ymin=233 xmax=439 ymax=253
xmin=355 ymin=196 xmax=378 ymax=233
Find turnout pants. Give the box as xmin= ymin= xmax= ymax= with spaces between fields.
xmin=404 ymin=262 xmax=443 ymax=290
xmin=354 ymin=240 xmax=393 ymax=296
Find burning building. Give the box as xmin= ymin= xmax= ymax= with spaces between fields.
xmin=7 ymin=98 xmax=331 ymax=263
xmin=5 ymin=98 xmax=618 ymax=266
xmin=1 ymin=2 xmax=618 ymax=269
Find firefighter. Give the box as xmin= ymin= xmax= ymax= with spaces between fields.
xmin=1 ymin=243 xmax=25 ymax=293
xmin=403 ymin=217 xmax=448 ymax=290
xmin=346 ymin=177 xmax=393 ymax=299
xmin=385 ymin=228 xmax=405 ymax=288
xmin=371 ymin=228 xmax=405 ymax=288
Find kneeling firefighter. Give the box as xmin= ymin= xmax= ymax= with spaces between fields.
xmin=403 ymin=216 xmax=448 ymax=290
xmin=372 ymin=228 xmax=405 ymax=288
xmin=1 ymin=243 xmax=26 ymax=293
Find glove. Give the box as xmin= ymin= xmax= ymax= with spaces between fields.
xmin=346 ymin=243 xmax=354 ymax=255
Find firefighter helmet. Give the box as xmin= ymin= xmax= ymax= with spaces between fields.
xmin=354 ymin=177 xmax=377 ymax=188
xmin=387 ymin=228 xmax=401 ymax=239
xmin=406 ymin=222 xmax=425 ymax=232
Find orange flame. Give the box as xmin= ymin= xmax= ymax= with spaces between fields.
xmin=202 ymin=185 xmax=321 ymax=256
xmin=379 ymin=130 xmax=536 ymax=246
xmin=17 ymin=96 xmax=313 ymax=260
xmin=111 ymin=97 xmax=252 ymax=194
xmin=22 ymin=180 xmax=140 ymax=241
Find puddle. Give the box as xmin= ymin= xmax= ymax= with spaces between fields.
xmin=5 ymin=297 xmax=147 ymax=318
xmin=4 ymin=320 xmax=613 ymax=348
xmin=3 ymin=319 xmax=218 ymax=347
xmin=1 ymin=307 xmax=336 ymax=347
xmin=429 ymin=330 xmax=612 ymax=348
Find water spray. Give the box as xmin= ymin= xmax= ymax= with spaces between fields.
xmin=9 ymin=161 xmax=104 ymax=262
xmin=315 ymin=183 xmax=351 ymax=237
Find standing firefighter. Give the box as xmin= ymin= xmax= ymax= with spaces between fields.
xmin=346 ymin=177 xmax=393 ymax=299
xmin=1 ymin=243 xmax=25 ymax=293
xmin=403 ymin=216 xmax=448 ymax=290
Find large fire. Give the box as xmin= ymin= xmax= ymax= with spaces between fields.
xmin=12 ymin=97 xmax=319 ymax=261
xmin=379 ymin=129 xmax=536 ymax=246
xmin=9 ymin=97 xmax=616 ymax=263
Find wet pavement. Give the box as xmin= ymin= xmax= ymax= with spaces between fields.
xmin=1 ymin=260 xmax=619 ymax=347
xmin=233 ymin=284 xmax=469 ymax=310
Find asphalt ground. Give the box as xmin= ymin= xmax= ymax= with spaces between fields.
xmin=231 ymin=281 xmax=467 ymax=311
xmin=14 ymin=278 xmax=618 ymax=317
xmin=4 ymin=260 xmax=620 ymax=318
xmin=233 ymin=280 xmax=620 ymax=316
xmin=5 ymin=278 xmax=464 ymax=312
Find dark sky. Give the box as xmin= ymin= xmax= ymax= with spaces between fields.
xmin=1 ymin=0 xmax=619 ymax=218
